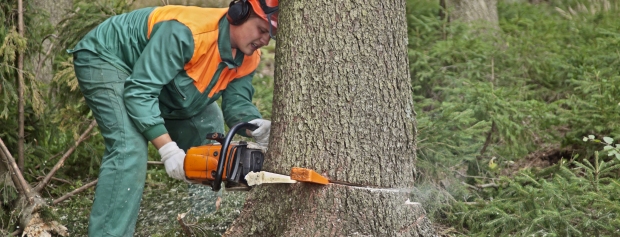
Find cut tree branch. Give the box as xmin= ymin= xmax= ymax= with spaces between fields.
xmin=0 ymin=137 xmax=34 ymax=204
xmin=177 ymin=212 xmax=193 ymax=236
xmin=52 ymin=179 xmax=97 ymax=205
xmin=34 ymin=120 xmax=97 ymax=193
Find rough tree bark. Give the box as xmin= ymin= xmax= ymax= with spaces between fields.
xmin=224 ymin=0 xmax=435 ymax=236
xmin=444 ymin=0 xmax=499 ymax=28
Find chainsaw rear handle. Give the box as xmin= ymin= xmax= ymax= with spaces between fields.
xmin=211 ymin=122 xmax=259 ymax=191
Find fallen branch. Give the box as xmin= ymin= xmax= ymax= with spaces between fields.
xmin=37 ymin=176 xmax=72 ymax=185
xmin=52 ymin=179 xmax=97 ymax=205
xmin=477 ymin=183 xmax=498 ymax=188
xmin=148 ymin=161 xmax=163 ymax=165
xmin=461 ymin=182 xmax=480 ymax=191
xmin=177 ymin=212 xmax=193 ymax=236
xmin=461 ymin=181 xmax=498 ymax=191
xmin=34 ymin=120 xmax=97 ymax=193
xmin=462 ymin=202 xmax=484 ymax=205
xmin=0 ymin=139 xmax=53 ymax=236
xmin=453 ymin=170 xmax=498 ymax=180
xmin=0 ymin=137 xmax=34 ymax=204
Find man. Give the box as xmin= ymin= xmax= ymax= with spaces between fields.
xmin=69 ymin=0 xmax=278 ymax=236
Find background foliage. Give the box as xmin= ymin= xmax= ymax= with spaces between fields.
xmin=1 ymin=0 xmax=619 ymax=236
xmin=407 ymin=0 xmax=620 ymax=235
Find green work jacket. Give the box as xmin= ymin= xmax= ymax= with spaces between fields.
xmin=69 ymin=6 xmax=262 ymax=141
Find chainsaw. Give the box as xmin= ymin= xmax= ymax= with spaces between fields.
xmin=183 ymin=122 xmax=265 ymax=191
xmin=183 ymin=122 xmax=332 ymax=191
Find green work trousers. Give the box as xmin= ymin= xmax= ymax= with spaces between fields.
xmin=73 ymin=50 xmax=224 ymax=237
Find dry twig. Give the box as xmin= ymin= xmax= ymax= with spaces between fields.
xmin=177 ymin=212 xmax=193 ymax=236
xmin=53 ymin=180 xmax=98 ymax=205
xmin=34 ymin=120 xmax=97 ymax=192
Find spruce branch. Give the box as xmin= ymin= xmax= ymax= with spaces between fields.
xmin=34 ymin=120 xmax=97 ymax=193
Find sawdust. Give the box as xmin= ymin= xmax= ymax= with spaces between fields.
xmin=22 ymin=213 xmax=68 ymax=237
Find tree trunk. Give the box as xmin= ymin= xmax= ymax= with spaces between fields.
xmin=444 ymin=0 xmax=499 ymax=28
xmin=32 ymin=0 xmax=73 ymax=83
xmin=224 ymin=0 xmax=435 ymax=236
xmin=17 ymin=0 xmax=25 ymax=171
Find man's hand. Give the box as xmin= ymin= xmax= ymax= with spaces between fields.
xmin=158 ymin=142 xmax=186 ymax=180
xmin=248 ymin=119 xmax=271 ymax=148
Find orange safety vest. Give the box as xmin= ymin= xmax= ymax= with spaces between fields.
xmin=147 ymin=6 xmax=261 ymax=97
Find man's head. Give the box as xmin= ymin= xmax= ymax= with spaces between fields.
xmin=228 ymin=0 xmax=279 ymax=55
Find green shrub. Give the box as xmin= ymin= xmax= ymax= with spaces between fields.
xmin=407 ymin=0 xmax=620 ymax=235
xmin=457 ymin=141 xmax=620 ymax=236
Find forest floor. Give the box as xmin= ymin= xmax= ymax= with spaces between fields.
xmin=54 ymin=177 xmax=247 ymax=236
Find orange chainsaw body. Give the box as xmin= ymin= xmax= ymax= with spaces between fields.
xmin=183 ymin=141 xmax=264 ymax=188
xmin=184 ymin=123 xmax=263 ymax=191
xmin=184 ymin=143 xmax=230 ymax=182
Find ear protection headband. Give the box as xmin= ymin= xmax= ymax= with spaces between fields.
xmin=227 ymin=0 xmax=251 ymax=25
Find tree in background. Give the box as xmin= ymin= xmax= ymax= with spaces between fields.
xmin=224 ymin=0 xmax=435 ymax=236
xmin=443 ymin=0 xmax=498 ymax=27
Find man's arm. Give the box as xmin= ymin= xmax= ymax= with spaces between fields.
xmin=122 ymin=20 xmax=195 ymax=180
xmin=221 ymin=73 xmax=263 ymax=137
xmin=123 ymin=20 xmax=194 ymax=141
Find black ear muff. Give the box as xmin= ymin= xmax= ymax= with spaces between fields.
xmin=227 ymin=0 xmax=250 ymax=25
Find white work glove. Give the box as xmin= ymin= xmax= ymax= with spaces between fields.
xmin=158 ymin=142 xmax=186 ymax=180
xmin=248 ymin=119 xmax=271 ymax=148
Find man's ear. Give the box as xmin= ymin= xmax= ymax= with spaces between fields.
xmin=227 ymin=0 xmax=251 ymax=25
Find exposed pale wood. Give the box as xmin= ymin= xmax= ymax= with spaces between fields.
xmin=244 ymin=171 xmax=297 ymax=186
xmin=177 ymin=212 xmax=193 ymax=237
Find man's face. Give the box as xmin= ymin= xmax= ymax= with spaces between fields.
xmin=230 ymin=16 xmax=273 ymax=56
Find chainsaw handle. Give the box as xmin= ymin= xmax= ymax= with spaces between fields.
xmin=212 ymin=122 xmax=259 ymax=191
xmin=205 ymin=132 xmax=225 ymax=143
